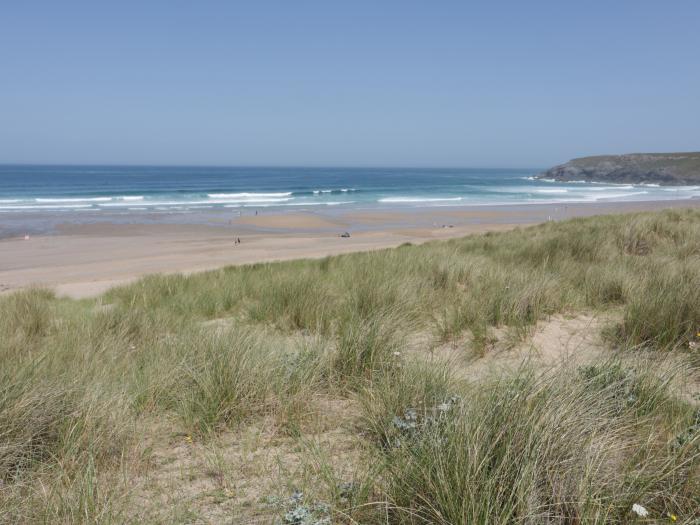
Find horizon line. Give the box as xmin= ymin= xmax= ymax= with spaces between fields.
xmin=0 ymin=161 xmax=547 ymax=171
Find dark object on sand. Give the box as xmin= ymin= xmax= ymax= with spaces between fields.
xmin=340 ymin=232 xmax=351 ymax=238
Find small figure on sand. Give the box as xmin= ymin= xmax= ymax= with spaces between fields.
xmin=340 ymin=232 xmax=351 ymax=238
xmin=234 ymin=237 xmax=241 ymax=245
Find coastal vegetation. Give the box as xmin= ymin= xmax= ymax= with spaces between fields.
xmin=539 ymin=152 xmax=700 ymax=185
xmin=1 ymin=208 xmax=700 ymax=523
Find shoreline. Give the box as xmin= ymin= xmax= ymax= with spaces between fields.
xmin=2 ymin=192 xmax=699 ymax=239
xmin=1 ymin=198 xmax=698 ymax=299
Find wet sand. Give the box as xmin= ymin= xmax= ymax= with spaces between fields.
xmin=1 ymin=199 xmax=697 ymax=298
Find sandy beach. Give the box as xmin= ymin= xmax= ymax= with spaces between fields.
xmin=1 ymin=199 xmax=697 ymax=298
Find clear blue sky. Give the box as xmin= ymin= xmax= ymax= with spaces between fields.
xmin=1 ymin=1 xmax=699 ymax=167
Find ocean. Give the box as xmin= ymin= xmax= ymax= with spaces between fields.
xmin=1 ymin=164 xmax=698 ymax=239
xmin=2 ymin=165 xmax=698 ymax=213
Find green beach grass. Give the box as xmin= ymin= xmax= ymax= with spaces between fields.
xmin=2 ymin=208 xmax=700 ymax=523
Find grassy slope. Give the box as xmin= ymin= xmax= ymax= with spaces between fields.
xmin=541 ymin=152 xmax=700 ymax=184
xmin=570 ymin=152 xmax=700 ymax=169
xmin=1 ymin=208 xmax=700 ymax=523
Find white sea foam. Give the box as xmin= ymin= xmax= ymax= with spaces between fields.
xmin=378 ymin=197 xmax=463 ymax=203
xmin=584 ymin=185 xmax=634 ymax=191
xmin=591 ymin=181 xmax=636 ymax=186
xmin=593 ymin=191 xmax=649 ymax=200
xmin=207 ymin=197 xmax=293 ymax=204
xmin=98 ymin=201 xmax=181 ymax=207
xmin=100 ymin=197 xmax=292 ymax=207
xmin=207 ymin=192 xmax=292 ymax=198
xmin=282 ymin=201 xmax=355 ymax=206
xmin=534 ymin=189 xmax=568 ymax=194
xmin=36 ymin=197 xmax=111 ymax=203
xmin=2 ymin=195 xmax=144 ymax=206
xmin=0 ymin=204 xmax=94 ymax=209
xmin=662 ymin=186 xmax=699 ymax=192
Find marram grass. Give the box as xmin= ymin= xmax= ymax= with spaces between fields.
xmin=1 ymin=208 xmax=699 ymax=523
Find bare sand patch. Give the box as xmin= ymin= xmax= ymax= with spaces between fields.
xmin=415 ymin=313 xmax=615 ymax=381
xmin=131 ymin=398 xmax=367 ymax=523
xmin=234 ymin=212 xmax=347 ymax=230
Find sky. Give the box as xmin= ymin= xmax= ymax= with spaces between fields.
xmin=1 ymin=1 xmax=699 ymax=168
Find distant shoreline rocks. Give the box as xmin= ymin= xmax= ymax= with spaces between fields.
xmin=537 ymin=152 xmax=700 ymax=185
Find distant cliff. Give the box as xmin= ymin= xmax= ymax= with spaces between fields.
xmin=538 ymin=152 xmax=700 ymax=185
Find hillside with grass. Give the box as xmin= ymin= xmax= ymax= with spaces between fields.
xmin=539 ymin=152 xmax=700 ymax=184
xmin=2 ymin=208 xmax=700 ymax=523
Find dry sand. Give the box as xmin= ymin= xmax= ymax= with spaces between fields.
xmin=1 ymin=199 xmax=697 ymax=298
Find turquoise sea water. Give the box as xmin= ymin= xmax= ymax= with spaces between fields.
xmin=2 ymin=165 xmax=698 ymax=216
